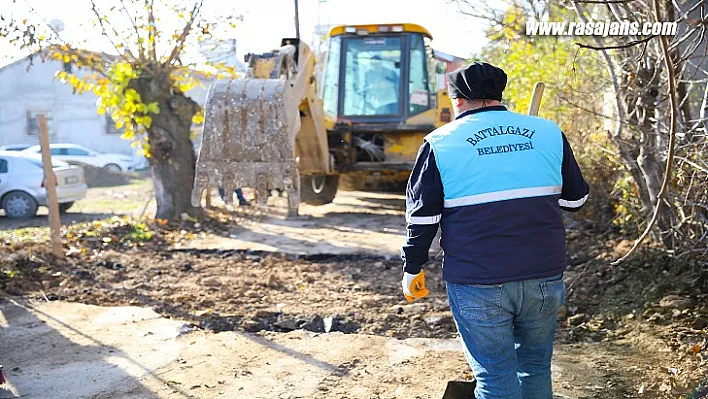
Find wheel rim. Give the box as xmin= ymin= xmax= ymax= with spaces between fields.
xmin=311 ymin=176 xmax=326 ymax=194
xmin=5 ymin=194 xmax=31 ymax=216
xmin=105 ymin=164 xmax=121 ymax=172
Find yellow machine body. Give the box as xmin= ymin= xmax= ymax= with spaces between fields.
xmin=194 ymin=23 xmax=457 ymax=210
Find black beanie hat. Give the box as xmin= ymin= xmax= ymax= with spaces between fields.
xmin=447 ymin=62 xmax=507 ymax=101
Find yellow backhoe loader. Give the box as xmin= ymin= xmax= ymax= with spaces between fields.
xmin=192 ymin=23 xmax=456 ymax=215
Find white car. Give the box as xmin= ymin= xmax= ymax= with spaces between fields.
xmin=0 ymin=151 xmax=87 ymax=219
xmin=22 ymin=144 xmax=135 ymax=172
xmin=0 ymin=144 xmax=32 ymax=152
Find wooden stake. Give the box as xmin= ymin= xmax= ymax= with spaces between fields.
xmin=527 ymin=82 xmax=545 ymax=116
xmin=38 ymin=115 xmax=64 ymax=259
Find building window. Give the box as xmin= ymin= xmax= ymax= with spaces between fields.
xmin=26 ymin=111 xmax=54 ymax=136
xmin=105 ymin=114 xmax=124 ymax=135
xmin=63 ymin=61 xmax=73 ymax=73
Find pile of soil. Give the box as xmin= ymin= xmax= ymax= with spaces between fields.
xmin=0 ymin=245 xmax=456 ymax=339
xmin=66 ymin=162 xmax=138 ymax=187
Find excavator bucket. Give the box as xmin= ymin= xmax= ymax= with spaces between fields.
xmin=191 ymin=46 xmax=303 ymax=214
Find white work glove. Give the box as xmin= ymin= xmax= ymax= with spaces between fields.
xmin=401 ymin=270 xmax=430 ymax=303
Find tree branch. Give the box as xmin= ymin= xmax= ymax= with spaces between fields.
xmin=13 ymin=0 xmax=112 ymax=79
xmin=672 ymin=0 xmax=708 ymax=27
xmin=575 ymin=35 xmax=656 ymax=51
xmin=146 ymin=0 xmax=157 ymax=61
xmin=62 ymin=47 xmax=111 ymax=76
xmin=119 ymin=0 xmax=145 ymax=59
xmin=574 ymin=0 xmax=641 ymax=3
xmin=674 ymin=156 xmax=708 ymax=174
xmin=165 ymin=0 xmax=203 ymax=66
xmin=89 ymin=0 xmax=135 ymax=62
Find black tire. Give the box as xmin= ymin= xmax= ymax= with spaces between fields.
xmin=59 ymin=202 xmax=74 ymax=214
xmin=300 ymin=175 xmax=339 ymax=206
xmin=2 ymin=191 xmax=38 ymax=219
xmin=103 ymin=163 xmax=122 ymax=172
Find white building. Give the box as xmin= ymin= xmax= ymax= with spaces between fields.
xmin=0 ymin=55 xmax=211 ymax=168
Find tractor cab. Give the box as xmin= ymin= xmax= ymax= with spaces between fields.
xmin=317 ymin=24 xmax=451 ymax=186
xmin=320 ymin=24 xmax=441 ymax=130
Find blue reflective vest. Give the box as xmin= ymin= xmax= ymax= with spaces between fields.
xmin=401 ymin=106 xmax=589 ymax=284
xmin=427 ymin=108 xmax=563 ymax=207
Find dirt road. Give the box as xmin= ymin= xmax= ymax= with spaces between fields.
xmin=1 ymin=300 xmax=618 ymax=399
xmin=1 ymin=190 xmax=706 ymax=398
xmin=187 ymin=191 xmax=438 ymax=257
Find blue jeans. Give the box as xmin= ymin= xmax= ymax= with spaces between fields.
xmin=218 ymin=188 xmax=247 ymax=203
xmin=446 ymin=274 xmax=566 ymax=399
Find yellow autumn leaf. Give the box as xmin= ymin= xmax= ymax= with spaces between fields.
xmin=192 ymin=112 xmax=205 ymax=124
xmin=146 ymin=102 xmax=160 ymax=114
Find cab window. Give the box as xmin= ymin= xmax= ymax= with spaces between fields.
xmin=408 ymin=34 xmax=432 ymax=115
xmin=321 ymin=36 xmax=341 ymax=117
xmin=342 ymin=36 xmax=402 ymax=117
xmin=0 ymin=159 xmax=7 ymax=173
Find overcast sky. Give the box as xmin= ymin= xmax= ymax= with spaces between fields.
xmin=1 ymin=0 xmax=490 ymax=67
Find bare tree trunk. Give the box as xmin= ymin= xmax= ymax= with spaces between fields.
xmin=632 ymin=64 xmax=674 ymax=243
xmin=572 ymin=1 xmax=654 ymax=217
xmin=132 ymin=70 xmax=201 ymax=220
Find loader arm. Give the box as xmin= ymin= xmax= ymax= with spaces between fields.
xmin=291 ymin=44 xmax=331 ymax=175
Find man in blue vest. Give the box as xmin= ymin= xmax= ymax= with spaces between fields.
xmin=400 ymin=62 xmax=589 ymax=399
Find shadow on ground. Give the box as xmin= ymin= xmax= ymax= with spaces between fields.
xmin=0 ymin=212 xmax=114 ymax=231
xmin=0 ymin=298 xmax=196 ymax=399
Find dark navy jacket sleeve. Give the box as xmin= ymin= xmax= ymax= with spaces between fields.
xmin=559 ymin=133 xmax=590 ymax=212
xmin=401 ymin=142 xmax=444 ymax=274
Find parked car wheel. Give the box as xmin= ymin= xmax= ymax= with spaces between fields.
xmin=59 ymin=202 xmax=74 ymax=214
xmin=103 ymin=163 xmax=122 ymax=172
xmin=2 ymin=191 xmax=38 ymax=219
